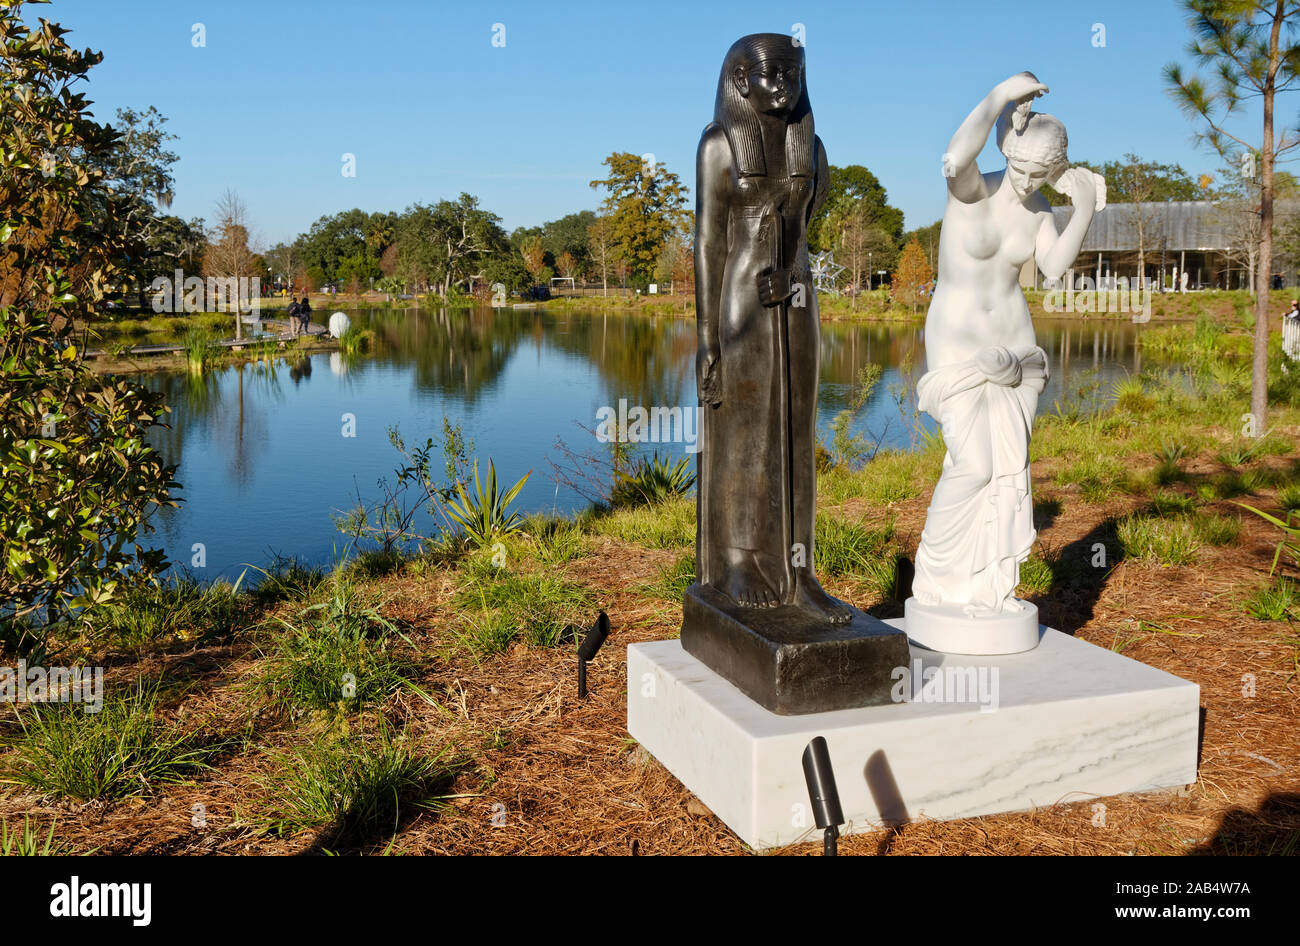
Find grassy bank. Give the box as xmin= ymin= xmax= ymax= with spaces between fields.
xmin=2 ymin=319 xmax=1298 ymax=855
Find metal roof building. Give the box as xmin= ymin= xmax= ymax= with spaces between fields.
xmin=1024 ymin=199 xmax=1300 ymax=290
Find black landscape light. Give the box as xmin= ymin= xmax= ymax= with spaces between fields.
xmin=802 ymin=736 xmax=844 ymax=856
xmin=577 ymin=611 xmax=611 ymax=699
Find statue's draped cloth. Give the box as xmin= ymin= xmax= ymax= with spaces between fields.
xmin=912 ymin=345 xmax=1048 ymax=612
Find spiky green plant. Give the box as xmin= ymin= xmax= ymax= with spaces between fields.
xmin=0 ymin=817 xmax=67 ymax=856
xmin=442 ymin=460 xmax=531 ymax=547
xmin=611 ymin=452 xmax=696 ymax=508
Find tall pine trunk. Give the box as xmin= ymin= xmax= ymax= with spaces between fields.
xmin=1253 ymin=2 xmax=1283 ymax=437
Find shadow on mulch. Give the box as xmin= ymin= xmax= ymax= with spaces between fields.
xmin=1039 ymin=516 xmax=1125 ymax=635
xmin=295 ymin=770 xmax=462 ymax=856
xmin=1190 ymin=792 xmax=1300 ymax=855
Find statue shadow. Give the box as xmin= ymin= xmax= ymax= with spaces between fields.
xmin=1032 ymin=515 xmax=1125 ymax=636
xmin=296 ymin=769 xmax=461 ymax=856
xmin=1189 ymin=793 xmax=1300 ymax=855
xmin=1033 ymin=497 xmax=1064 ymax=532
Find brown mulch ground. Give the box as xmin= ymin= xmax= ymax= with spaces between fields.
xmin=2 ymin=456 xmax=1298 ymax=856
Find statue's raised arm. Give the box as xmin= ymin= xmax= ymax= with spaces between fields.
xmin=943 ymin=72 xmax=1047 ymax=202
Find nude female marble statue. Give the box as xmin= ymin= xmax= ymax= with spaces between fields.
xmin=907 ymin=72 xmax=1104 ymax=653
xmin=693 ymin=33 xmax=849 ymax=624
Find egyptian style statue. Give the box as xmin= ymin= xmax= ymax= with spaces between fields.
xmin=682 ymin=33 xmax=910 ymax=714
xmin=906 ymin=72 xmax=1105 ymax=654
xmin=692 ymin=32 xmax=846 ymax=622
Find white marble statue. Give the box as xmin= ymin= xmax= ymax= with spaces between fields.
xmin=906 ymin=72 xmax=1105 ymax=655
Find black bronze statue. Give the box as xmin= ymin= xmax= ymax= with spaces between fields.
xmin=681 ymin=33 xmax=909 ymax=714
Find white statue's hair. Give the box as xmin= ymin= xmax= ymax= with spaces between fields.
xmin=996 ymin=109 xmax=1068 ymax=174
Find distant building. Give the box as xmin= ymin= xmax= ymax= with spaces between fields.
xmin=1019 ymin=199 xmax=1300 ymax=290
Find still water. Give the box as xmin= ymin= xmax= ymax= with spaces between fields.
xmin=138 ymin=307 xmax=1146 ymax=581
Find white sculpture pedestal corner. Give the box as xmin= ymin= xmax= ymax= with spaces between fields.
xmin=627 ymin=620 xmax=1200 ymax=851
xmin=904 ymin=596 xmax=1041 ymax=655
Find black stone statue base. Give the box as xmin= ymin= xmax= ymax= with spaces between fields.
xmin=680 ymin=583 xmax=912 ymax=715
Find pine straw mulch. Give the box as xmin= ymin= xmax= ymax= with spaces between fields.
xmin=1 ymin=454 xmax=1298 ymax=855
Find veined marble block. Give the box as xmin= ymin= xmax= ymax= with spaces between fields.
xmin=627 ymin=621 xmax=1199 ymax=851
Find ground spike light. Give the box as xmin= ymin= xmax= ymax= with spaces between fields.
xmin=802 ymin=736 xmax=844 ymax=856
xmin=577 ymin=611 xmax=611 ymax=699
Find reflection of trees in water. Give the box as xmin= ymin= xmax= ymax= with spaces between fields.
xmin=1036 ymin=319 xmax=1142 ymax=396
xmin=143 ymin=360 xmax=285 ymax=517
xmin=817 ymin=323 xmax=924 ymax=419
xmin=356 ymin=306 xmax=695 ymax=410
xmin=542 ymin=311 xmax=693 ymax=409
xmin=362 ymin=307 xmax=520 ymax=403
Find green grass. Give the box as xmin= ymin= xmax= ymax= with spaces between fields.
xmin=527 ymin=517 xmax=586 ymax=565
xmin=818 ymin=449 xmax=933 ymax=505
xmin=1017 ymin=551 xmax=1056 ymax=595
xmin=83 ymin=576 xmax=247 ymax=651
xmin=1192 ymin=512 xmax=1242 ymax=547
xmin=1242 ymin=577 xmax=1300 ymax=621
xmin=3 ymin=685 xmax=215 ymax=802
xmin=1197 ymin=471 xmax=1250 ymax=501
xmin=649 ymin=554 xmax=696 ymax=602
xmin=0 ymin=817 xmax=69 ymax=856
xmin=261 ymin=728 xmax=459 ymax=841
xmin=344 ymin=549 xmax=405 ymax=581
xmin=258 ymin=582 xmax=413 ymax=711
xmin=587 ymin=498 xmax=694 ymax=549
xmin=1152 ymin=460 xmax=1189 ymax=486
xmin=1054 ymin=455 xmax=1131 ymax=503
xmin=1242 ymin=465 xmax=1288 ymax=491
xmin=1148 ymin=491 xmax=1198 ymax=517
xmin=452 ymin=567 xmax=591 ymax=653
xmin=182 ymin=327 xmax=215 ymax=373
xmin=814 ymin=514 xmax=894 ymax=577
xmin=1112 ymin=374 xmax=1154 ymax=414
xmin=337 ymin=326 xmax=374 ymax=357
xmin=1277 ymin=483 xmax=1300 ymax=512
xmin=249 ymin=556 xmax=329 ymax=607
xmin=1116 ymin=514 xmax=1201 ymax=566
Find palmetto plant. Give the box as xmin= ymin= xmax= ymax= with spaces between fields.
xmin=442 ymin=460 xmax=531 ymax=546
xmin=611 ymin=452 xmax=696 ymax=508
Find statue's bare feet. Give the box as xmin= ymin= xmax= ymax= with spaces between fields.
xmin=795 ymin=576 xmax=852 ymax=625
xmin=721 ymin=554 xmax=780 ymax=609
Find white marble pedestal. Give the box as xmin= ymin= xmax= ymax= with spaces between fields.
xmin=627 ymin=620 xmax=1199 ymax=851
xmin=904 ymin=596 xmax=1041 ymax=655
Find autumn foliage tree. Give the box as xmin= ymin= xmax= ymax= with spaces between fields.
xmin=519 ymin=234 xmax=546 ymax=286
xmin=894 ymin=237 xmax=934 ymax=313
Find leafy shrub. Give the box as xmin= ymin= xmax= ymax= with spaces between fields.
xmin=1 ymin=8 xmax=177 ymax=640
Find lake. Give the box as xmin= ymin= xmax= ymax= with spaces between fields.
xmin=137 ymin=307 xmax=1148 ymax=581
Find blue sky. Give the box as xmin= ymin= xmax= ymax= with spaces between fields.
xmin=49 ymin=0 xmax=1292 ymax=246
